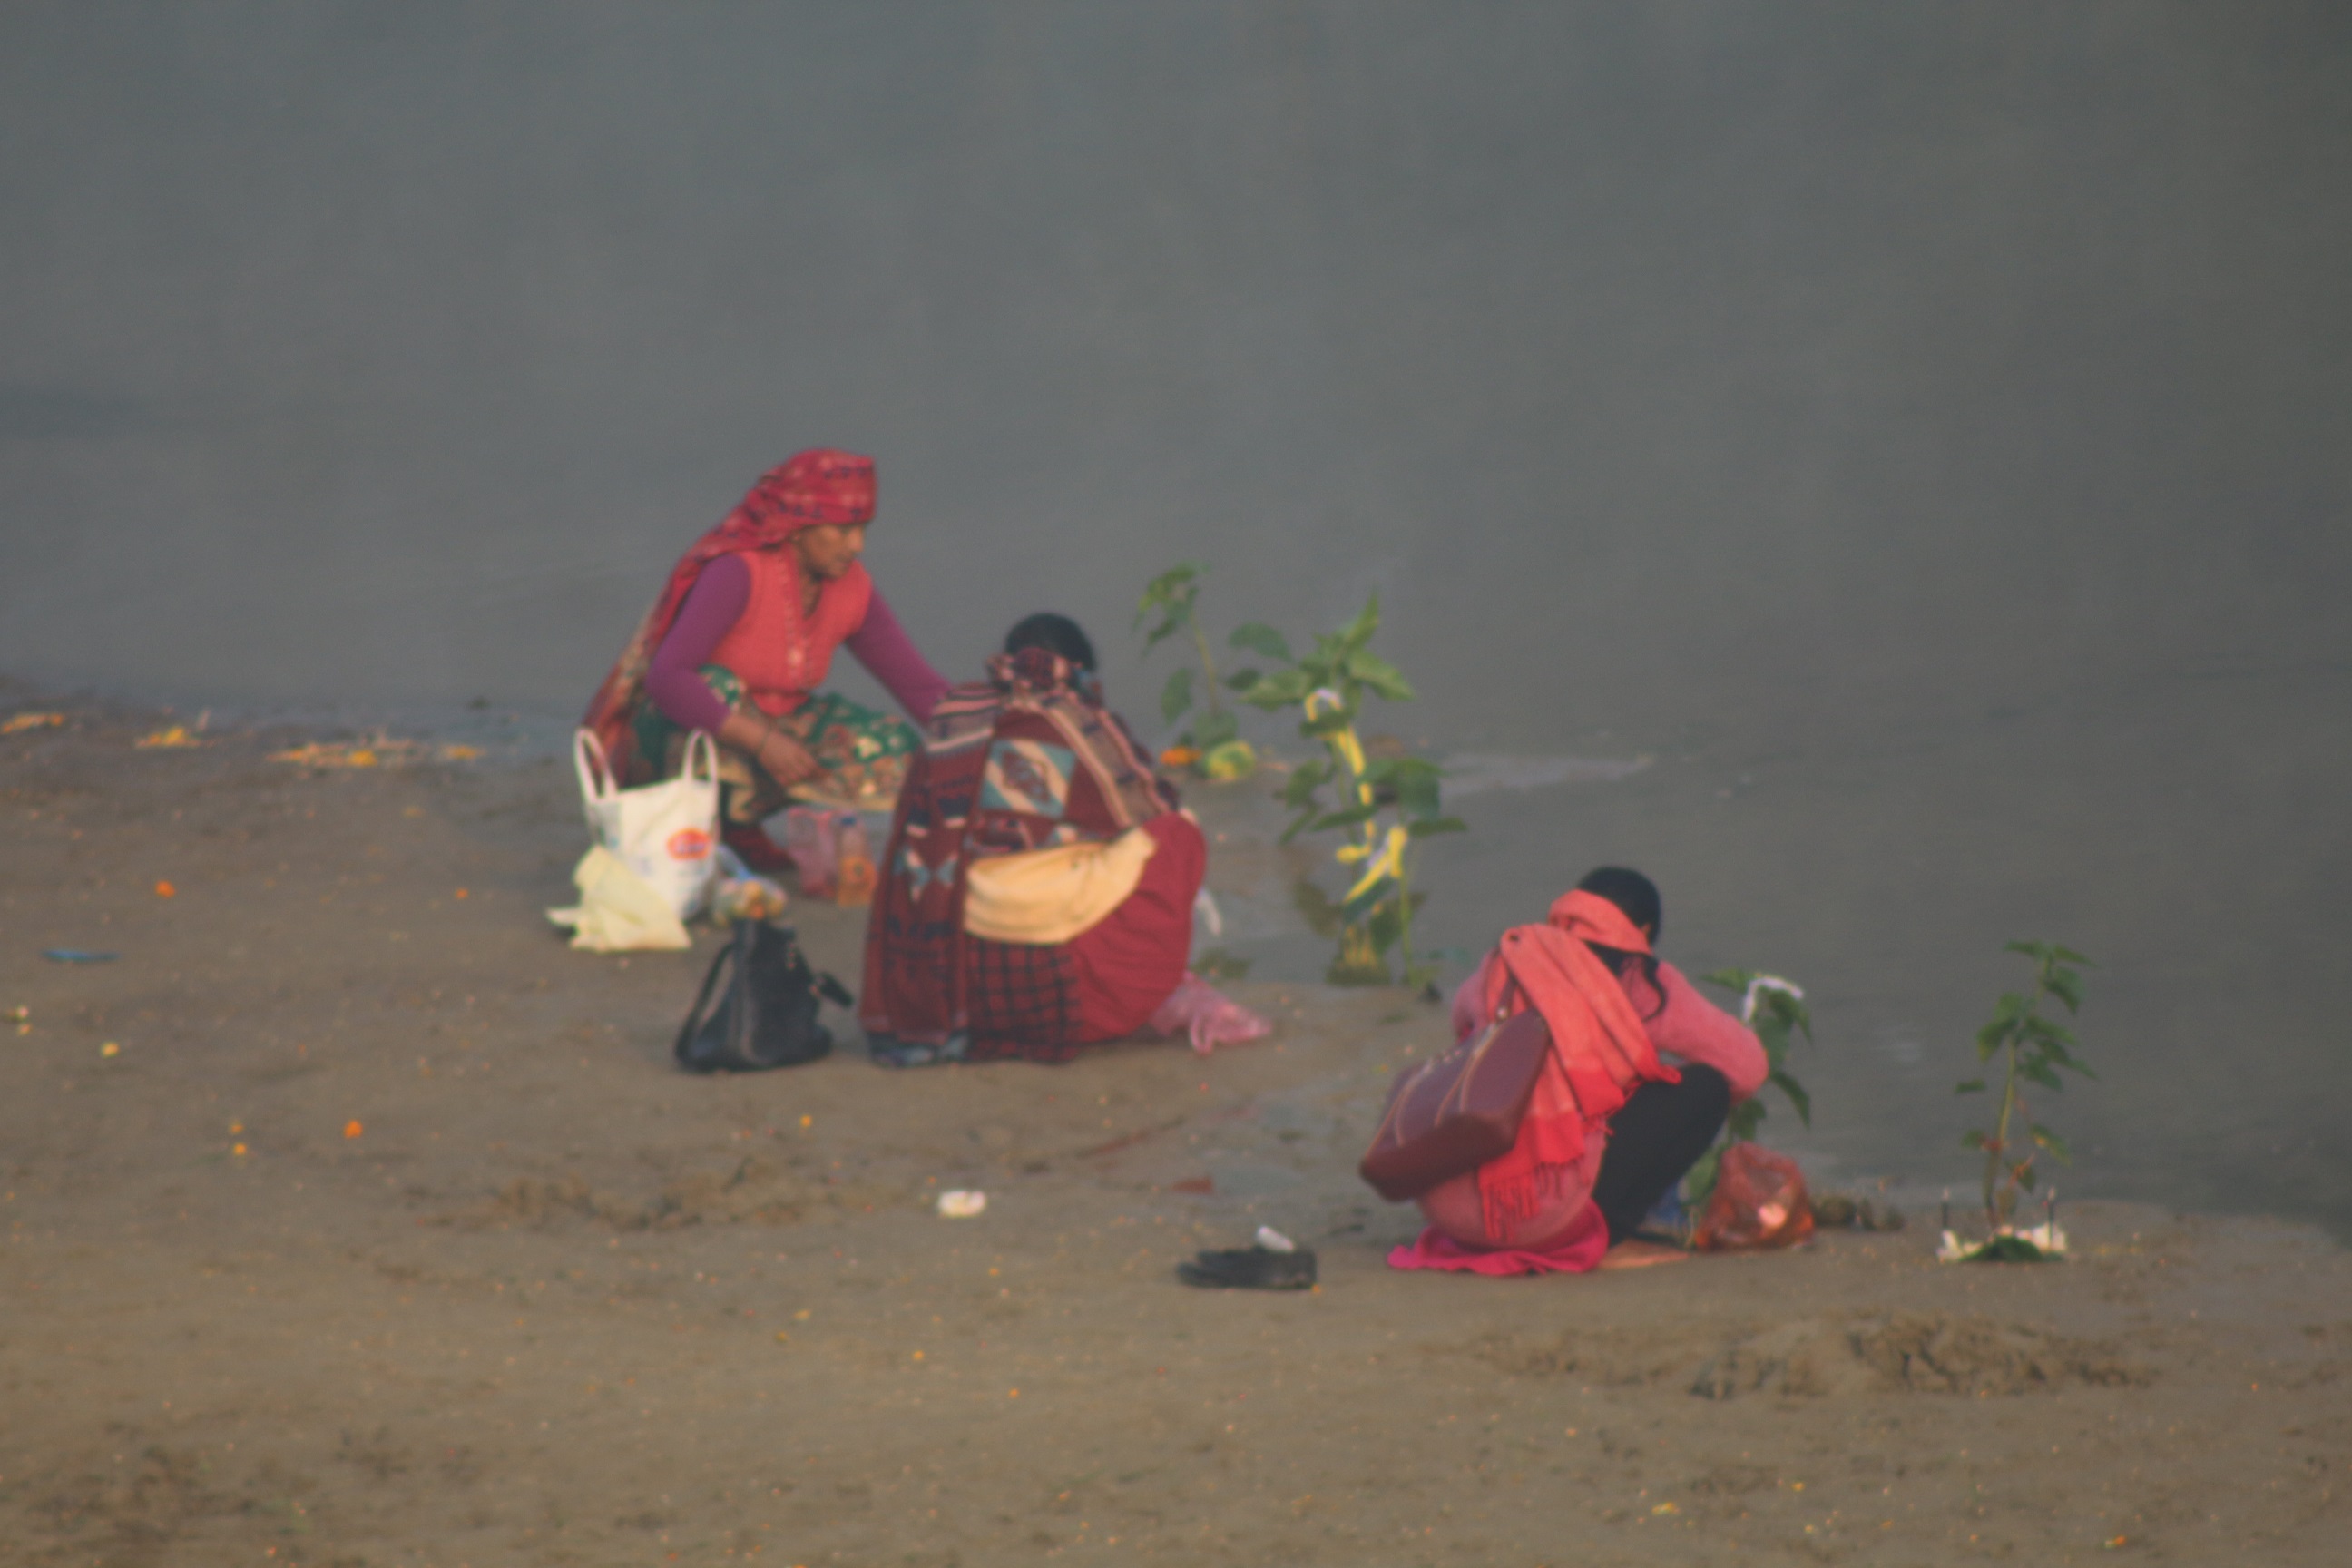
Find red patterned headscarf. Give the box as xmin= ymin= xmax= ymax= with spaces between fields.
xmin=581 ymin=449 xmax=877 ymax=771
xmin=739 ymin=447 xmax=877 ymax=531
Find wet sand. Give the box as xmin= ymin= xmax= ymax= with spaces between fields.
xmin=4 ymin=699 xmax=2348 ymax=1565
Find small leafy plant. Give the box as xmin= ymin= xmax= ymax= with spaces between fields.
xmin=1685 ymin=971 xmax=1815 ymax=1205
xmin=1135 ymin=564 xmax=1254 ymax=780
xmin=1957 ymin=940 xmax=2093 ymax=1227
xmin=1228 ymin=594 xmax=1462 ymax=986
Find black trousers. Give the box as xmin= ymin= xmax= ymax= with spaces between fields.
xmin=1590 ymin=1064 xmax=1730 ymax=1244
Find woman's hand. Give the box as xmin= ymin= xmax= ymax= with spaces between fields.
xmin=756 ymin=729 xmax=823 ymax=788
xmin=718 ymin=709 xmax=825 ymax=789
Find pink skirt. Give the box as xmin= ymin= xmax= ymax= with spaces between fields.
xmin=1388 ymin=1147 xmax=1611 ymax=1276
xmin=1387 ymin=1200 xmax=1609 ymax=1275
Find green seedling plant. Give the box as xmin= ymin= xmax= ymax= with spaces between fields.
xmin=1956 ymin=940 xmax=2093 ymax=1230
xmin=1227 ymin=594 xmax=1462 ymax=987
xmin=1135 ymin=564 xmax=1254 ymax=779
xmin=1684 ymin=970 xmax=1815 ymax=1206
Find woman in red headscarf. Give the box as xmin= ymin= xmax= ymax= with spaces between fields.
xmin=582 ymin=449 xmax=952 ymax=868
xmin=1389 ymin=867 xmax=1769 ymax=1276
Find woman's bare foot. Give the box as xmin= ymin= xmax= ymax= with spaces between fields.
xmin=1596 ymin=1238 xmax=1690 ymax=1271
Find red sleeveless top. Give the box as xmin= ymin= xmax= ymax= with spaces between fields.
xmin=706 ymin=547 xmax=874 ymax=716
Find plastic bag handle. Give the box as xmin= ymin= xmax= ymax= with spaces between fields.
xmin=681 ymin=728 xmax=720 ymax=787
xmin=573 ymin=728 xmax=617 ymax=805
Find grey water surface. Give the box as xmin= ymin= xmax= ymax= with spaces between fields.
xmin=3 ymin=4 xmax=2347 ymax=1233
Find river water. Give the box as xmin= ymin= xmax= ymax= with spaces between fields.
xmin=4 ymin=5 xmax=2347 ymax=1235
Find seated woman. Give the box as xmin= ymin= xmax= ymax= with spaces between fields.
xmin=859 ymin=613 xmax=1208 ymax=1067
xmin=581 ymin=448 xmax=952 ymax=869
xmin=1394 ymin=867 xmax=1767 ymax=1275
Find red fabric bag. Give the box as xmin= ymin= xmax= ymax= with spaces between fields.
xmin=1692 ymin=1142 xmax=1816 ymax=1251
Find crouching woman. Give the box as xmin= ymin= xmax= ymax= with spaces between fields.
xmin=1394 ymin=867 xmax=1767 ymax=1274
xmin=859 ymin=615 xmax=1207 ymax=1067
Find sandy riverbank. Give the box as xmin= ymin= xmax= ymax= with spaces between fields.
xmin=2 ymin=693 xmax=2347 ymax=1565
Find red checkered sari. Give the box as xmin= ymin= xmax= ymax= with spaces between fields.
xmin=858 ymin=648 xmax=1172 ymax=1055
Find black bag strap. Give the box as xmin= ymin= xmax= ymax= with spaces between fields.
xmin=760 ymin=923 xmax=854 ymax=1009
xmin=673 ymin=926 xmax=744 ymax=1065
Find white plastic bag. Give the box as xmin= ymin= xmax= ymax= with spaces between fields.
xmin=573 ymin=727 xmax=720 ymax=920
xmin=545 ymin=845 xmax=692 ymax=952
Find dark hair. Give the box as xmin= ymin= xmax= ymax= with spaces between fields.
xmin=1575 ymin=866 xmax=1661 ymax=939
xmin=1575 ymin=866 xmax=1664 ymax=1018
xmin=1004 ymin=612 xmax=1096 ymax=672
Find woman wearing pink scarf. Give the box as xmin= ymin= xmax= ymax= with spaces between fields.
xmin=1392 ymin=867 xmax=1768 ymax=1275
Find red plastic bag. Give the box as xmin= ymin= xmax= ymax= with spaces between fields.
xmin=1692 ymin=1142 xmax=1815 ymax=1251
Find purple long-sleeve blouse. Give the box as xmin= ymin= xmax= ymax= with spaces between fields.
xmin=643 ymin=553 xmax=951 ymax=732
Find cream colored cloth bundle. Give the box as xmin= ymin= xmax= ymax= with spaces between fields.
xmin=960 ymin=826 xmax=1157 ymax=945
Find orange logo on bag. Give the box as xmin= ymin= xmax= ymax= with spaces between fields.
xmin=667 ymin=828 xmax=713 ymax=860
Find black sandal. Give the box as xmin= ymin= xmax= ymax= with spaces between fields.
xmin=1176 ymin=1245 xmax=1318 ymax=1290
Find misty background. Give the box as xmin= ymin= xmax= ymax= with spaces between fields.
xmin=4 ymin=4 xmax=2347 ymax=1231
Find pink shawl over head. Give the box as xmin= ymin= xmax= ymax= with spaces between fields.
xmin=1470 ymin=889 xmax=1680 ymax=1235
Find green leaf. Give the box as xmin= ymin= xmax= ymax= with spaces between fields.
xmin=1299 ymin=705 xmax=1358 ymax=739
xmin=1363 ymin=755 xmax=1440 ymax=783
xmin=1281 ymin=758 xmax=1333 ymax=809
xmin=1366 ymin=757 xmax=1444 ymax=817
xmin=2045 ymin=970 xmax=2085 ymax=1013
xmin=1277 ymin=808 xmax=1320 ymax=847
xmin=1768 ymin=1068 xmax=1812 ymax=1127
xmin=1135 ymin=564 xmax=1200 ymax=623
xmin=1960 ymin=1130 xmax=1986 ymax=1151
xmin=1406 ymin=816 xmax=1467 ymax=838
xmin=1307 ymin=803 xmax=1381 ymax=834
xmin=1335 ymin=593 xmax=1381 ymax=652
xmin=1726 ymin=1100 xmax=1764 ymax=1142
xmin=1758 ymin=992 xmax=1812 ymax=1045
xmin=1228 ymin=622 xmax=1292 ymax=662
xmin=1159 ymin=666 xmax=1194 ymax=725
xmin=1240 ymin=666 xmax=1316 ymax=710
xmin=2014 ymin=1161 xmax=2038 ymax=1191
xmin=1955 ymin=1079 xmax=1985 ymax=1094
xmin=2020 ymin=1015 xmax=2076 ymax=1048
xmin=1685 ymin=1146 xmax=1722 ymax=1206
xmin=1348 ymin=650 xmax=1416 ymax=701
xmin=1700 ymin=967 xmax=1757 ymax=993
xmin=2027 ymin=1123 xmax=2073 ymax=1162
xmin=1191 ymin=708 xmax=1239 ymax=751
xmin=1224 ymin=667 xmax=1262 ymax=694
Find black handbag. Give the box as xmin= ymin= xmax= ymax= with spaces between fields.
xmin=674 ymin=921 xmax=851 ymax=1073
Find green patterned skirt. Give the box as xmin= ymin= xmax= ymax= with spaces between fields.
xmin=635 ymin=666 xmax=918 ymax=824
